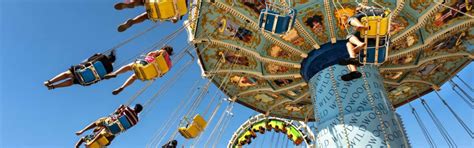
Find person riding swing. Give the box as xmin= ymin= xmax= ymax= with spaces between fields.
xmin=339 ymin=3 xmax=389 ymax=81
xmin=105 ymin=46 xmax=174 ymax=95
xmin=44 ymin=51 xmax=116 ymax=90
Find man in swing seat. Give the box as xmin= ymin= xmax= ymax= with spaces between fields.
xmin=339 ymin=3 xmax=389 ymax=81
xmin=75 ymin=104 xmax=143 ymax=148
xmin=44 ymin=51 xmax=116 ymax=90
xmin=114 ymin=0 xmax=188 ymax=32
xmin=105 ymin=46 xmax=174 ymax=95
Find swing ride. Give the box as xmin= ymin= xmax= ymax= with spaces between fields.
xmin=43 ymin=0 xmax=473 ymax=147
xmin=183 ymin=0 xmax=473 ymax=147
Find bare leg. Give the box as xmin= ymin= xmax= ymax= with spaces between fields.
xmin=118 ymin=12 xmax=149 ymax=32
xmin=76 ymin=121 xmax=98 ymax=136
xmin=346 ymin=42 xmax=357 ymax=58
xmin=51 ymin=79 xmax=74 ymax=89
xmin=348 ymin=36 xmax=365 ymax=51
xmin=349 ymin=18 xmax=368 ymax=30
xmin=107 ymin=63 xmax=134 ymax=78
xmin=114 ymin=0 xmax=145 ymax=10
xmin=75 ymin=137 xmax=85 ymax=148
xmin=171 ymin=0 xmax=180 ymax=23
xmin=48 ymin=71 xmax=73 ymax=84
xmin=112 ymin=74 xmax=138 ymax=95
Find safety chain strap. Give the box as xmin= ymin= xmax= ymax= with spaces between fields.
xmin=360 ymin=66 xmax=391 ymax=148
xmin=328 ymin=66 xmax=351 ymax=148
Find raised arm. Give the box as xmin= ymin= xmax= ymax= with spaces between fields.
xmin=114 ymin=104 xmax=126 ymax=114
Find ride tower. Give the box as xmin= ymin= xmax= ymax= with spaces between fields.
xmin=301 ymin=42 xmax=409 ymax=148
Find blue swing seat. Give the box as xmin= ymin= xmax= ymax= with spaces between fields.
xmin=105 ymin=115 xmax=133 ymax=135
xmin=258 ymin=8 xmax=296 ymax=34
xmin=359 ymin=38 xmax=388 ymax=65
xmin=75 ymin=61 xmax=107 ymax=85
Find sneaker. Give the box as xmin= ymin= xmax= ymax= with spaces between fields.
xmin=112 ymin=87 xmax=124 ymax=95
xmin=341 ymin=71 xmax=362 ymax=81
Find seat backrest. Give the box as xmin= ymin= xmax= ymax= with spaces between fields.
xmin=145 ymin=0 xmax=188 ymax=22
xmin=118 ymin=115 xmax=132 ymax=130
xmin=192 ymin=114 xmax=207 ymax=129
xmin=133 ymin=61 xmax=160 ymax=81
xmin=75 ymin=61 xmax=106 ymax=85
xmin=258 ymin=5 xmax=297 ymax=34
xmin=85 ymin=130 xmax=110 ymax=148
xmin=93 ymin=61 xmax=107 ymax=78
xmin=360 ymin=16 xmax=389 ymax=37
xmin=154 ymin=52 xmax=172 ymax=75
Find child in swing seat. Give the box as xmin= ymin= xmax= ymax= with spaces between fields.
xmin=339 ymin=3 xmax=387 ymax=81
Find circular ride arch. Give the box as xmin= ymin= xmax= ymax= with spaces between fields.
xmin=228 ymin=114 xmax=315 ymax=147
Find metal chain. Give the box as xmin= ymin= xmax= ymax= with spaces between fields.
xmin=328 ymin=66 xmax=351 ymax=148
xmin=388 ymin=98 xmax=410 ymax=147
xmin=360 ymin=66 xmax=391 ymax=148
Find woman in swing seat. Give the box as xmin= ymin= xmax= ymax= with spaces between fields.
xmin=114 ymin=0 xmax=185 ymax=32
xmin=43 ymin=51 xmax=116 ymax=90
xmin=339 ymin=3 xmax=387 ymax=81
xmin=105 ymin=46 xmax=174 ymax=95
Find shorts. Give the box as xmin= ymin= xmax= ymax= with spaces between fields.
xmin=94 ymin=117 xmax=109 ymax=126
xmin=68 ymin=65 xmax=82 ymax=84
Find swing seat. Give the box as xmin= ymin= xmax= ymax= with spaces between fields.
xmin=286 ymin=126 xmax=303 ymax=145
xmin=359 ymin=39 xmax=388 ymax=65
xmin=360 ymin=16 xmax=389 ymax=38
xmin=75 ymin=61 xmax=107 ymax=85
xmin=178 ymin=114 xmax=207 ymax=139
xmin=133 ymin=52 xmax=172 ymax=81
xmin=258 ymin=8 xmax=296 ymax=34
xmin=104 ymin=121 xmax=123 ymax=135
xmin=243 ymin=130 xmax=256 ymax=139
xmin=267 ymin=120 xmax=286 ymax=132
xmin=236 ymin=130 xmax=254 ymax=146
xmin=85 ymin=130 xmax=111 ymax=148
xmin=145 ymin=0 xmax=188 ymax=22
xmin=105 ymin=113 xmax=139 ymax=135
xmin=251 ymin=121 xmax=266 ymax=133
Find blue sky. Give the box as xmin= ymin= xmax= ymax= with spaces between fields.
xmin=0 ymin=0 xmax=472 ymax=147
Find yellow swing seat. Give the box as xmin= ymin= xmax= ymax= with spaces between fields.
xmin=178 ymin=114 xmax=208 ymax=139
xmin=359 ymin=15 xmax=389 ymax=38
xmin=133 ymin=52 xmax=172 ymax=81
xmin=85 ymin=130 xmax=112 ymax=148
xmin=145 ymin=0 xmax=188 ymax=22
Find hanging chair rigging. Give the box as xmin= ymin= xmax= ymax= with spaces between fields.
xmin=145 ymin=0 xmax=188 ymax=22
xmin=258 ymin=0 xmax=297 ymax=35
xmin=178 ymin=114 xmax=208 ymax=139
xmin=358 ymin=7 xmax=391 ymax=65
